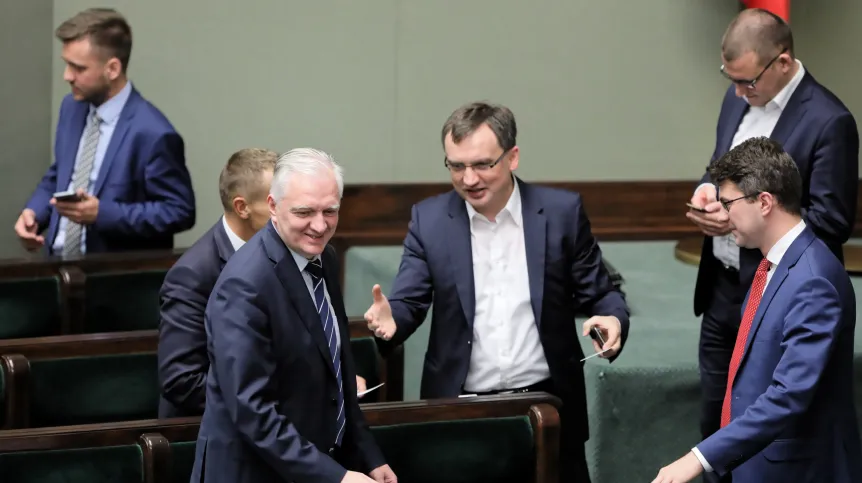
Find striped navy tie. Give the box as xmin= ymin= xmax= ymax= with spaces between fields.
xmin=304 ymin=258 xmax=345 ymax=446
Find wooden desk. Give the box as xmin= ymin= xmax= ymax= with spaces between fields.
xmin=674 ymin=236 xmax=862 ymax=275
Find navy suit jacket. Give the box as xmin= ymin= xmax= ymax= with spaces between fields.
xmin=191 ymin=223 xmax=384 ymax=483
xmin=384 ymin=179 xmax=630 ymax=441
xmin=695 ymin=71 xmax=858 ymax=315
xmin=157 ymin=219 xmax=234 ymax=418
xmin=696 ymin=226 xmax=862 ymax=482
xmin=25 ymin=89 xmax=196 ymax=254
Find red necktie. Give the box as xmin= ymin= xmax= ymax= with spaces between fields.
xmin=720 ymin=258 xmax=771 ymax=428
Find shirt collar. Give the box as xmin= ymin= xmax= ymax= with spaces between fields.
xmin=90 ymin=80 xmax=132 ymax=125
xmin=464 ymin=176 xmax=522 ymax=226
xmin=288 ymin=246 xmax=321 ymax=273
xmin=221 ymin=215 xmax=246 ymax=251
xmin=765 ymin=220 xmax=806 ymax=269
xmin=764 ymin=59 xmax=805 ymax=111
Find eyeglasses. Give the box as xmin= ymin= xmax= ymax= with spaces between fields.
xmin=720 ymin=48 xmax=787 ymax=90
xmin=444 ymin=149 xmax=510 ymax=173
xmin=720 ymin=192 xmax=761 ymax=211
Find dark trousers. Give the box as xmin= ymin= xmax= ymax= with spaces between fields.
xmin=698 ymin=265 xmax=743 ymax=483
xmin=467 ymin=379 xmax=591 ymax=483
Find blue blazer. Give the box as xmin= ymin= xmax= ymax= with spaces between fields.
xmin=696 ymin=226 xmax=862 ymax=482
xmin=157 ymin=219 xmax=234 ymax=418
xmin=25 ymin=89 xmax=196 ymax=254
xmin=191 ymin=223 xmax=384 ymax=483
xmin=695 ymin=71 xmax=858 ymax=315
xmin=384 ymin=178 xmax=630 ymax=441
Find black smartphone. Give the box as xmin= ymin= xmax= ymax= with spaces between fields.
xmin=53 ymin=190 xmax=82 ymax=202
xmin=589 ymin=326 xmax=606 ymax=346
xmin=686 ymin=202 xmax=707 ymax=213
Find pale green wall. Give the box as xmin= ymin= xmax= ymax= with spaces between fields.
xmin=1 ymin=0 xmax=54 ymax=256
xmin=8 ymin=0 xmax=856 ymax=251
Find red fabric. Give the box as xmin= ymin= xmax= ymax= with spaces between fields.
xmin=720 ymin=258 xmax=771 ymax=428
xmin=742 ymin=0 xmax=790 ymax=22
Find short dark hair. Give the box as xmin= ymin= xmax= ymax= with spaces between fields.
xmin=55 ymin=8 xmax=133 ymax=72
xmin=708 ymin=136 xmax=802 ymax=215
xmin=441 ymin=101 xmax=517 ymax=151
xmin=721 ymin=8 xmax=794 ymax=64
xmin=218 ymin=148 xmax=278 ymax=211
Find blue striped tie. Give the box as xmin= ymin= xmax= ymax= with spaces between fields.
xmin=305 ymin=259 xmax=345 ymax=446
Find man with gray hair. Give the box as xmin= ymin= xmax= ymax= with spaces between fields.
xmin=686 ymin=11 xmax=858 ymax=482
xmin=191 ymin=148 xmax=396 ymax=483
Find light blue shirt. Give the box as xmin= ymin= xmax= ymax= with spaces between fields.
xmin=53 ymin=81 xmax=133 ymax=253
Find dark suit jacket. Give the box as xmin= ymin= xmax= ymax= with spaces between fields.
xmin=695 ymin=71 xmax=859 ymax=315
xmin=157 ymin=219 xmax=234 ymax=418
xmin=190 ymin=222 xmax=384 ymax=483
xmin=697 ymin=227 xmax=862 ymax=482
xmin=384 ymin=178 xmax=630 ymax=441
xmin=25 ymin=88 xmax=196 ymax=254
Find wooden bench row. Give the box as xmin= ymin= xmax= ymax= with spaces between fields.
xmin=0 ymin=320 xmax=403 ymax=430
xmin=0 ymin=394 xmax=561 ymax=483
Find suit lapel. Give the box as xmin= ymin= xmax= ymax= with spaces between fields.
xmin=519 ymin=181 xmax=546 ymax=326
xmin=769 ymin=73 xmax=812 ymax=147
xmin=447 ymin=193 xmax=476 ymax=327
xmin=213 ymin=219 xmax=236 ymax=266
xmin=93 ymin=90 xmax=139 ymax=196
xmin=738 ymin=228 xmax=816 ymax=367
xmin=718 ymin=98 xmax=748 ymax=155
xmin=58 ymin=104 xmax=90 ymax=190
xmin=264 ymin=223 xmax=336 ymax=377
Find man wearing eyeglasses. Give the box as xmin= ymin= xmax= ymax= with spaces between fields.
xmin=363 ymin=101 xmax=631 ymax=483
xmin=686 ymin=9 xmax=858 ymax=483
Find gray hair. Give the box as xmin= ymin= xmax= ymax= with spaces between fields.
xmin=269 ymin=148 xmax=344 ymax=202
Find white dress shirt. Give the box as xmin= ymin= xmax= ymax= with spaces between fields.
xmin=692 ymin=220 xmax=807 ymax=471
xmin=463 ymin=181 xmax=551 ymax=393
xmin=221 ymin=215 xmax=246 ymax=251
xmin=698 ymin=60 xmax=806 ymax=269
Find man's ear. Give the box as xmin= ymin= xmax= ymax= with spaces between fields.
xmin=232 ymin=196 xmax=249 ymax=219
xmin=759 ymin=192 xmax=776 ymax=216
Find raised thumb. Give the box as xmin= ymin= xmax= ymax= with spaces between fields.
xmin=372 ymin=284 xmax=386 ymax=303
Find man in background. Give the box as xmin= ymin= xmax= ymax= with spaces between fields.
xmin=687 ymin=11 xmax=858 ymax=482
xmin=158 ymin=148 xmax=367 ymax=418
xmin=14 ymin=8 xmax=195 ymax=255
xmin=365 ymin=101 xmax=630 ymax=483
xmin=656 ymin=137 xmax=862 ymax=483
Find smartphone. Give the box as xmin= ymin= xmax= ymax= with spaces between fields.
xmin=686 ymin=202 xmax=707 ymax=213
xmin=53 ymin=190 xmax=82 ymax=202
xmin=589 ymin=327 xmax=606 ymax=346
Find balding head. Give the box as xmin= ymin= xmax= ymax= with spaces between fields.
xmin=722 ymin=8 xmax=793 ymax=65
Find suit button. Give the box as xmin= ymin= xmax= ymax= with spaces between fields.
xmin=331 ymin=397 xmax=337 ymax=404
xmin=328 ymin=447 xmax=335 ymax=456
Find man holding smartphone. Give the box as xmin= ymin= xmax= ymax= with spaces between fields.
xmin=14 ymin=8 xmax=195 ymax=256
xmin=687 ymin=10 xmax=858 ymax=483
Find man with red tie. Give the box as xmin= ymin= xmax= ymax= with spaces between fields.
xmin=654 ymin=137 xmax=862 ymax=483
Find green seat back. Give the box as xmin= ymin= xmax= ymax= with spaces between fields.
xmin=350 ymin=337 xmax=381 ymax=403
xmin=84 ymin=270 xmax=167 ymax=332
xmin=28 ymin=353 xmax=159 ymax=427
xmin=371 ymin=416 xmax=535 ymax=483
xmin=0 ymin=277 xmax=62 ymax=339
xmin=171 ymin=441 xmax=197 ymax=483
xmin=0 ymin=445 xmax=144 ymax=483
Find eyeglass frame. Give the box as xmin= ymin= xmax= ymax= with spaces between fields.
xmin=719 ymin=192 xmax=761 ymax=211
xmin=720 ymin=48 xmax=788 ymax=90
xmin=444 ymin=149 xmax=511 ymax=174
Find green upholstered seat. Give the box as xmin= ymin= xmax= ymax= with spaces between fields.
xmin=351 ymin=336 xmax=382 ymax=403
xmin=170 ymin=441 xmax=197 ymax=483
xmin=370 ymin=416 xmax=535 ymax=483
xmin=0 ymin=277 xmax=62 ymax=339
xmin=28 ymin=353 xmax=159 ymax=427
xmin=83 ymin=270 xmax=167 ymax=332
xmin=0 ymin=445 xmax=144 ymax=483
